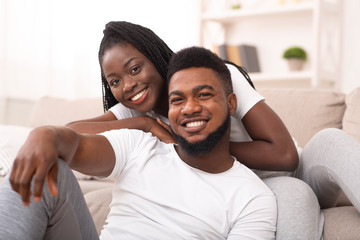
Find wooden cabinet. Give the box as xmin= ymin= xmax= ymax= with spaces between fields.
xmin=200 ymin=0 xmax=343 ymax=89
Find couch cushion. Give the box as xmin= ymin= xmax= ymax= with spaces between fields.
xmin=343 ymin=87 xmax=360 ymax=143
xmin=29 ymin=96 xmax=103 ymax=128
xmin=84 ymin=187 xmax=112 ymax=235
xmin=258 ymin=88 xmax=346 ymax=147
xmin=0 ymin=125 xmax=32 ymax=176
xmin=323 ymin=206 xmax=360 ymax=240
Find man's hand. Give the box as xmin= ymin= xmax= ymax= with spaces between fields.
xmin=9 ymin=127 xmax=61 ymax=206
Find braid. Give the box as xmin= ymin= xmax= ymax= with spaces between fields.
xmin=98 ymin=21 xmax=174 ymax=112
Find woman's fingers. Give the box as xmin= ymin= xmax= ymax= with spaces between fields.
xmin=156 ymin=118 xmax=171 ymax=133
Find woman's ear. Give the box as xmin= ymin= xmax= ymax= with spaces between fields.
xmin=227 ymin=93 xmax=237 ymax=116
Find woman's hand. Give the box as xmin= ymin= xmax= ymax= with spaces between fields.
xmin=144 ymin=117 xmax=176 ymax=144
xmin=9 ymin=127 xmax=60 ymax=206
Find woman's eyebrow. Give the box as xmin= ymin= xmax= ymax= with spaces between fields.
xmin=106 ymin=57 xmax=137 ymax=79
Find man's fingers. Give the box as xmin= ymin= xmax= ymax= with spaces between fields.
xmin=18 ymin=166 xmax=37 ymax=206
xmin=47 ymin=164 xmax=58 ymax=197
xmin=9 ymin=161 xmax=20 ymax=193
xmin=31 ymin=171 xmax=47 ymax=203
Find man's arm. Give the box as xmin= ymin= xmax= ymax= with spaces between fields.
xmin=9 ymin=126 xmax=115 ymax=206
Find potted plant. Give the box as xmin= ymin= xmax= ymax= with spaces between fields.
xmin=282 ymin=46 xmax=307 ymax=71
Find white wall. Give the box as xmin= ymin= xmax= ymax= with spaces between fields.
xmin=0 ymin=0 xmax=201 ymax=101
xmin=341 ymin=0 xmax=360 ymax=94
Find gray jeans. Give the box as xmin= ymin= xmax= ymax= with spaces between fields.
xmin=0 ymin=160 xmax=98 ymax=240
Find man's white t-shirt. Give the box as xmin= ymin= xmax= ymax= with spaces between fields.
xmin=109 ymin=63 xmax=264 ymax=143
xmin=99 ymin=129 xmax=277 ymax=240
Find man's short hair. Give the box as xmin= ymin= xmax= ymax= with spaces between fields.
xmin=167 ymin=46 xmax=233 ymax=95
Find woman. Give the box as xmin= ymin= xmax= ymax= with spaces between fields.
xmin=67 ymin=21 xmax=328 ymax=239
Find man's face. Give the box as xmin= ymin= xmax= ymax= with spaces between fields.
xmin=168 ymin=67 xmax=233 ymax=155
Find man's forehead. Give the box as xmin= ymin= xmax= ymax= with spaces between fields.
xmin=168 ymin=67 xmax=220 ymax=90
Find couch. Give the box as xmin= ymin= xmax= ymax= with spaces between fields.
xmin=1 ymin=87 xmax=360 ymax=239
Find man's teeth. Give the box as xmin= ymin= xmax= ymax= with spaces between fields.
xmin=131 ymin=89 xmax=146 ymax=101
xmin=186 ymin=121 xmax=205 ymax=128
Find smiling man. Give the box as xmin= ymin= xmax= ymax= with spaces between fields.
xmin=0 ymin=46 xmax=276 ymax=240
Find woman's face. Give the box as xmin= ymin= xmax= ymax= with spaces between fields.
xmin=101 ymin=43 xmax=164 ymax=113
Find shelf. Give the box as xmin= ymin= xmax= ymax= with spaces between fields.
xmin=202 ymin=2 xmax=314 ymax=23
xmin=248 ymin=71 xmax=312 ymax=82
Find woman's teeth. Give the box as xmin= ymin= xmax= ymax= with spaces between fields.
xmin=131 ymin=89 xmax=146 ymax=101
xmin=186 ymin=121 xmax=205 ymax=128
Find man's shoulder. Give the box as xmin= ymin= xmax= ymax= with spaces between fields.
xmin=100 ymin=129 xmax=162 ymax=148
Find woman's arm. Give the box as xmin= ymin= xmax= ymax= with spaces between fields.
xmin=66 ymin=111 xmax=176 ymax=143
xmin=230 ymin=101 xmax=299 ymax=171
xmin=66 ymin=111 xmax=133 ymax=133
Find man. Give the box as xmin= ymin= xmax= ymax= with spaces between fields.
xmin=0 ymin=46 xmax=276 ymax=239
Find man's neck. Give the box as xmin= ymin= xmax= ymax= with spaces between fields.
xmin=175 ymin=140 xmax=234 ymax=174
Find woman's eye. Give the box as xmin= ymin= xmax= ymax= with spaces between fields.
xmin=131 ymin=65 xmax=141 ymax=74
xmin=110 ymin=79 xmax=120 ymax=87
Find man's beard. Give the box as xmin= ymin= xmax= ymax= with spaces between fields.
xmin=170 ymin=112 xmax=230 ymax=157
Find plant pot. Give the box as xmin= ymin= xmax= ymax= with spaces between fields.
xmin=287 ymin=58 xmax=305 ymax=71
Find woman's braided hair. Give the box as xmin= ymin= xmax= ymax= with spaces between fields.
xmin=98 ymin=21 xmax=255 ymax=112
xmin=98 ymin=21 xmax=174 ymax=111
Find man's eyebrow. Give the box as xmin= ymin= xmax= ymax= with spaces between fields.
xmin=193 ymin=84 xmax=214 ymax=94
xmin=106 ymin=57 xmax=137 ymax=79
xmin=168 ymin=84 xmax=215 ymax=99
xmin=168 ymin=90 xmax=183 ymax=99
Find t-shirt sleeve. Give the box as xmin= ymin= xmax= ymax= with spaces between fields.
xmin=227 ymin=194 xmax=277 ymax=240
xmin=99 ymin=129 xmax=144 ymax=179
xmin=108 ymin=103 xmax=144 ymax=120
xmin=227 ymin=63 xmax=264 ymax=120
xmin=227 ymin=64 xmax=265 ymax=142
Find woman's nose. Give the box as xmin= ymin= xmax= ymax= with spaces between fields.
xmin=122 ymin=76 xmax=138 ymax=92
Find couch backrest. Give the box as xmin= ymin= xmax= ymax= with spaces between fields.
xmin=257 ymin=88 xmax=346 ymax=147
xmin=29 ymin=96 xmax=103 ymax=128
xmin=343 ymin=87 xmax=360 ymax=143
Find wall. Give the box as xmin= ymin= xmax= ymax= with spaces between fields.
xmin=0 ymin=0 xmax=201 ymax=101
xmin=341 ymin=0 xmax=360 ymax=93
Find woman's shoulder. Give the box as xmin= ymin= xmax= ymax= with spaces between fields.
xmin=109 ymin=103 xmax=145 ymax=120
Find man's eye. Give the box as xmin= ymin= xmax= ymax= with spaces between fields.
xmin=170 ymin=98 xmax=183 ymax=104
xmin=199 ymin=92 xmax=212 ymax=98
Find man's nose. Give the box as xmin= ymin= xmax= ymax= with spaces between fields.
xmin=181 ymin=99 xmax=202 ymax=116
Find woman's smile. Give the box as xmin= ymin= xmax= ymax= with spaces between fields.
xmin=130 ymin=88 xmax=148 ymax=104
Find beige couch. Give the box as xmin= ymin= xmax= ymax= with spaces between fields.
xmin=1 ymin=87 xmax=360 ymax=239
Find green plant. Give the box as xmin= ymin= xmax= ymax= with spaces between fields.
xmin=282 ymin=47 xmax=307 ymax=60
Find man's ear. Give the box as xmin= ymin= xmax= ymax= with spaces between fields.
xmin=227 ymin=93 xmax=237 ymax=116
